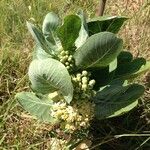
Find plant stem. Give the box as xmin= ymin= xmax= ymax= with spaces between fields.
xmin=97 ymin=0 xmax=107 ymax=16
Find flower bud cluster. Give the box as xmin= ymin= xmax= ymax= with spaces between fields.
xmin=58 ymin=50 xmax=74 ymax=71
xmin=50 ymin=137 xmax=68 ymax=150
xmin=51 ymin=100 xmax=94 ymax=133
xmin=72 ymin=70 xmax=96 ymax=100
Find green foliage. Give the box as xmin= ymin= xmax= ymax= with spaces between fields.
xmin=57 ymin=15 xmax=81 ymax=51
xmin=74 ymin=32 xmax=123 ymax=68
xmin=28 ymin=58 xmax=73 ymax=103
xmin=16 ymin=92 xmax=55 ymax=123
xmin=42 ymin=12 xmax=61 ymax=47
xmin=115 ymin=51 xmax=150 ymax=79
xmin=90 ymin=51 xmax=150 ymax=90
xmin=87 ymin=16 xmax=128 ymax=35
xmin=94 ymin=83 xmax=144 ymax=120
xmin=27 ymin=22 xmax=53 ymax=55
xmin=131 ymin=60 xmax=150 ymax=77
xmin=42 ymin=12 xmax=60 ymax=35
xmin=16 ymin=11 xmax=150 ymax=124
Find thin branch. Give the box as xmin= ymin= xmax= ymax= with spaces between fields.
xmin=97 ymin=0 xmax=107 ymax=16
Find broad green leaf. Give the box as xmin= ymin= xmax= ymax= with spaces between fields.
xmin=28 ymin=58 xmax=73 ymax=103
xmin=74 ymin=32 xmax=123 ymax=69
xmin=42 ymin=12 xmax=61 ymax=49
xmin=115 ymin=51 xmax=150 ymax=79
xmin=57 ymin=15 xmax=81 ymax=51
xmin=75 ymin=10 xmax=89 ymax=48
xmin=119 ymin=60 xmax=150 ymax=79
xmin=132 ymin=60 xmax=150 ymax=76
xmin=94 ymin=84 xmax=144 ymax=120
xmin=87 ymin=16 xmax=127 ymax=35
xmin=27 ymin=21 xmax=53 ymax=54
xmin=115 ymin=58 xmax=146 ymax=78
xmin=117 ymin=51 xmax=133 ymax=63
xmin=16 ymin=92 xmax=54 ymax=123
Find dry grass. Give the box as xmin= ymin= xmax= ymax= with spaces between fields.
xmin=105 ymin=0 xmax=150 ymax=57
xmin=0 ymin=0 xmax=150 ymax=149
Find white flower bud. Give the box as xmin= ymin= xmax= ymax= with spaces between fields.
xmin=60 ymin=59 xmax=64 ymax=63
xmin=65 ymin=62 xmax=69 ymax=66
xmin=66 ymin=116 xmax=74 ymax=123
xmin=85 ymin=118 xmax=89 ymax=122
xmin=77 ymin=115 xmax=82 ymax=121
xmin=82 ymin=77 xmax=88 ymax=84
xmin=80 ymin=121 xmax=86 ymax=127
xmin=62 ymin=57 xmax=67 ymax=62
xmin=61 ymin=114 xmax=68 ymax=120
xmin=76 ymin=73 xmax=82 ymax=78
xmin=52 ymin=103 xmax=60 ymax=110
xmin=76 ymin=73 xmax=81 ymax=81
xmin=89 ymin=79 xmax=96 ymax=86
xmin=28 ymin=5 xmax=32 ymax=11
xmin=66 ymin=106 xmax=74 ymax=113
xmin=70 ymin=126 xmax=76 ymax=131
xmin=60 ymin=50 xmax=65 ymax=56
xmin=79 ymin=82 xmax=82 ymax=87
xmin=69 ymin=64 xmax=73 ymax=68
xmin=66 ymin=66 xmax=70 ymax=70
xmin=68 ymin=55 xmax=73 ymax=62
xmin=65 ymin=124 xmax=71 ymax=130
xmin=51 ymin=111 xmax=55 ymax=117
xmin=82 ymin=70 xmax=88 ymax=76
xmin=58 ymin=55 xmax=63 ymax=59
xmin=65 ymin=51 xmax=69 ymax=55
xmin=65 ymin=55 xmax=69 ymax=59
xmin=77 ymin=77 xmax=81 ymax=81
xmin=72 ymin=77 xmax=77 ymax=82
xmin=82 ymin=84 xmax=87 ymax=90
xmin=59 ymin=103 xmax=66 ymax=109
xmin=56 ymin=110 xmax=63 ymax=117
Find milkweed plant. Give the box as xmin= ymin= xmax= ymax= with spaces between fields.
xmin=16 ymin=10 xmax=150 ymax=149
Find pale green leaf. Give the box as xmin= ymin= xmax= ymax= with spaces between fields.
xmin=26 ymin=21 xmax=53 ymax=54
xmin=42 ymin=12 xmax=61 ymax=49
xmin=16 ymin=92 xmax=54 ymax=123
xmin=42 ymin=12 xmax=60 ymax=34
xmin=28 ymin=58 xmax=73 ymax=103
